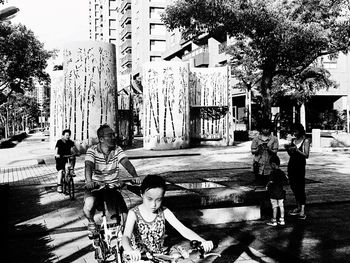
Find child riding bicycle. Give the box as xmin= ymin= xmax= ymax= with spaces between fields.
xmin=122 ymin=175 xmax=214 ymax=262
xmin=83 ymin=124 xmax=142 ymax=240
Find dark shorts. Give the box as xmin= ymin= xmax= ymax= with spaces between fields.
xmin=85 ymin=187 xmax=128 ymax=214
xmin=55 ymin=157 xmax=67 ymax=171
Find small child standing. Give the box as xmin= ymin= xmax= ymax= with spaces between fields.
xmin=122 ymin=174 xmax=213 ymax=262
xmin=266 ymin=155 xmax=288 ymax=226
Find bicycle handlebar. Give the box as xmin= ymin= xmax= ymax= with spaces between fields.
xmin=62 ymin=154 xmax=75 ymax=158
xmin=89 ymin=177 xmax=142 ymax=192
xmin=126 ymin=240 xmax=220 ymax=262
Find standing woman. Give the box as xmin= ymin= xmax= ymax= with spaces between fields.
xmin=251 ymin=122 xmax=279 ymax=184
xmin=285 ymin=123 xmax=310 ymax=220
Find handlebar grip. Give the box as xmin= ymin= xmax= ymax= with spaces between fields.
xmin=190 ymin=240 xmax=205 ymax=258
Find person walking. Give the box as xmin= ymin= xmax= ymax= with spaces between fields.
xmin=251 ymin=122 xmax=279 ymax=184
xmin=285 ymin=123 xmax=310 ymax=220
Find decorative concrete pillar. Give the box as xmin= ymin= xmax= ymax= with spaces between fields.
xmin=189 ymin=66 xmax=229 ymax=146
xmin=49 ymin=68 xmax=64 ymax=149
xmin=142 ymin=62 xmax=190 ymax=150
xmin=312 ymin=129 xmax=321 ymax=152
xmin=300 ymin=103 xmax=306 ymax=130
xmin=50 ymin=41 xmax=117 ymax=151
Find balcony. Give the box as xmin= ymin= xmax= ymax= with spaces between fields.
xmin=121 ymin=67 xmax=132 ymax=75
xmin=182 ymin=45 xmax=208 ymax=61
xmin=194 ymin=52 xmax=209 ymax=67
xmin=120 ymin=9 xmax=131 ymax=27
xmin=120 ymin=53 xmax=132 ymax=67
xmin=120 ymin=39 xmax=132 ymax=53
xmin=120 ymin=24 xmax=131 ymax=39
xmin=120 ymin=0 xmax=131 ymax=13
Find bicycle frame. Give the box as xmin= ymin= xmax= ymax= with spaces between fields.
xmin=61 ymin=155 xmax=75 ymax=200
xmin=92 ymin=179 xmax=139 ymax=263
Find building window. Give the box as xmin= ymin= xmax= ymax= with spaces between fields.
xmin=149 ymin=7 xmax=164 ymax=19
xmin=150 ymin=40 xmax=166 ymax=52
xmin=109 ymin=9 xmax=117 ymax=17
xmin=149 ymin=24 xmax=166 ymax=35
xmin=150 ymin=56 xmax=162 ymax=62
xmin=109 ymin=19 xmax=116 ymax=28
xmin=109 ymin=39 xmax=117 ymax=45
xmin=109 ymin=29 xmax=116 ymax=36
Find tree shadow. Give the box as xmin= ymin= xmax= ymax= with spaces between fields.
xmin=6 ymin=183 xmax=92 ymax=262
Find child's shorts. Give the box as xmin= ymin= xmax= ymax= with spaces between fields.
xmin=270 ymin=198 xmax=284 ymax=209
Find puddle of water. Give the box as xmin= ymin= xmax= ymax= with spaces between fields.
xmin=204 ymin=177 xmax=232 ymax=182
xmin=176 ymin=182 xmax=226 ymax=189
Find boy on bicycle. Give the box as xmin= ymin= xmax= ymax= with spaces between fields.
xmin=55 ymin=129 xmax=76 ymax=193
xmin=83 ymin=124 xmax=141 ymax=240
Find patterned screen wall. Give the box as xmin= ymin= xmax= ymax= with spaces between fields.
xmin=50 ymin=41 xmax=117 ymax=147
xmin=189 ymin=67 xmax=232 ymax=145
xmin=142 ymin=62 xmax=190 ymax=150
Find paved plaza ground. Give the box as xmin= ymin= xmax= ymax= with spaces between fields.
xmin=2 ymin=132 xmax=350 ymax=262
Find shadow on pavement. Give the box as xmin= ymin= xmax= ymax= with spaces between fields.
xmin=7 ymin=184 xmax=91 ymax=262
xmin=6 ymin=185 xmax=56 ymax=262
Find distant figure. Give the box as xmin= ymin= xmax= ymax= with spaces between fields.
xmin=266 ymin=155 xmax=288 ymax=226
xmin=251 ymin=122 xmax=279 ymax=184
xmin=284 ymin=123 xmax=310 ymax=220
xmin=55 ymin=129 xmax=76 ymax=193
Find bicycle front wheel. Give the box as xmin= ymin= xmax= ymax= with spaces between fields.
xmin=114 ymin=242 xmax=123 ymax=263
xmin=68 ymin=177 xmax=75 ymax=200
xmin=61 ymin=174 xmax=68 ymax=195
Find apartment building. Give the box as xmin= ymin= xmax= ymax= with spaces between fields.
xmin=89 ymin=0 xmax=169 ymax=79
xmin=132 ymin=0 xmax=167 ymax=78
xmin=89 ymin=0 xmax=120 ymax=73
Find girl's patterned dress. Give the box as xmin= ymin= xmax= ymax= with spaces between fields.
xmin=131 ymin=205 xmax=166 ymax=254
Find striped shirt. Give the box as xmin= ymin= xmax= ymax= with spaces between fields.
xmin=85 ymin=144 xmax=127 ymax=183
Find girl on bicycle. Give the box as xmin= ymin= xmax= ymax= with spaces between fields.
xmin=122 ymin=174 xmax=214 ymax=262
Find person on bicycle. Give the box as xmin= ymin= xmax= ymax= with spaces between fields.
xmin=83 ymin=124 xmax=141 ymax=240
xmin=55 ymin=129 xmax=76 ymax=193
xmin=122 ymin=174 xmax=214 ymax=262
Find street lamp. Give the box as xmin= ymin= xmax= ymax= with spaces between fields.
xmin=0 ymin=6 xmax=19 ymax=21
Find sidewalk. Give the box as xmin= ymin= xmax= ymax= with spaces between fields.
xmin=3 ymin=134 xmax=350 ymax=262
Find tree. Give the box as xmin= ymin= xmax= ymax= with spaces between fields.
xmin=0 ymin=93 xmax=40 ymax=138
xmin=162 ymin=0 xmax=350 ymax=122
xmin=0 ymin=22 xmax=53 ymax=105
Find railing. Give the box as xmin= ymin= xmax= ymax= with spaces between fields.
xmin=120 ymin=24 xmax=131 ymax=39
xmin=120 ymin=39 xmax=132 ymax=53
xmin=182 ymin=45 xmax=208 ymax=60
xmin=120 ymin=0 xmax=131 ymax=12
xmin=120 ymin=53 xmax=132 ymax=66
xmin=121 ymin=67 xmax=132 ymax=75
xmin=120 ymin=9 xmax=131 ymax=26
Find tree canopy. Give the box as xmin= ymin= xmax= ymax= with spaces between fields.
xmin=162 ymin=0 xmax=350 ymax=121
xmin=0 ymin=22 xmax=53 ymax=105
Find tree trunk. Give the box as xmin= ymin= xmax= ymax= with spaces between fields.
xmin=259 ymin=63 xmax=276 ymax=122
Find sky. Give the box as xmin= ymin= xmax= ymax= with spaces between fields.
xmin=4 ymin=0 xmax=90 ymax=51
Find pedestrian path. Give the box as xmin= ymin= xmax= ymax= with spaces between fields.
xmin=4 ymin=136 xmax=350 ymax=262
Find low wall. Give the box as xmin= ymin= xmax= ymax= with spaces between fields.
xmin=312 ymin=129 xmax=350 ymax=150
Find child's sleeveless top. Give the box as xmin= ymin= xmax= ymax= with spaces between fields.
xmin=131 ymin=206 xmax=166 ymax=254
